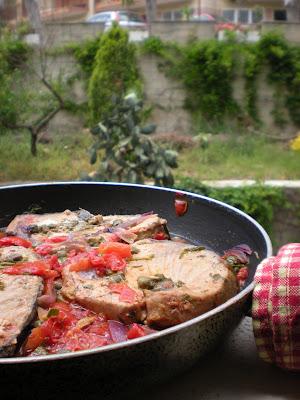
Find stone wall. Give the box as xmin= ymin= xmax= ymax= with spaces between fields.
xmin=138 ymin=55 xmax=192 ymax=134
xmin=41 ymin=21 xmax=300 ymax=48
xmin=151 ymin=21 xmax=216 ymax=44
xmin=262 ymin=22 xmax=300 ymax=44
xmin=35 ymin=50 xmax=298 ymax=137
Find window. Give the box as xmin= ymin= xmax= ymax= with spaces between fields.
xmin=173 ymin=10 xmax=183 ymax=20
xmin=238 ymin=9 xmax=249 ymax=24
xmin=252 ymin=9 xmax=263 ymax=23
xmin=222 ymin=9 xmax=235 ymax=22
xmin=162 ymin=11 xmax=172 ymax=21
xmin=274 ymin=9 xmax=287 ymax=21
xmin=222 ymin=8 xmax=263 ymax=24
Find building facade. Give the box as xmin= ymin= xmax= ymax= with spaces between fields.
xmin=0 ymin=0 xmax=299 ymax=23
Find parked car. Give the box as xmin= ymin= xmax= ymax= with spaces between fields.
xmin=86 ymin=11 xmax=147 ymax=30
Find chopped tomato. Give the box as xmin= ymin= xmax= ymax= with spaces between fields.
xmin=103 ymin=253 xmax=126 ymax=272
xmin=23 ymin=326 xmax=47 ymax=354
xmin=2 ymin=261 xmax=59 ymax=279
xmin=47 ymin=255 xmax=62 ymax=272
xmin=0 ymin=236 xmax=32 ymax=248
xmin=127 ymin=323 xmax=146 ymax=339
xmin=50 ymin=328 xmax=109 ymax=353
xmin=236 ymin=267 xmax=249 ymax=283
xmin=98 ymin=242 xmax=131 ymax=258
xmin=35 ymin=244 xmax=53 ymax=256
xmin=174 ymin=194 xmax=188 ymax=217
xmin=89 ymin=250 xmax=105 ymax=267
xmin=109 ymin=283 xmax=137 ymax=303
xmin=68 ymin=254 xmax=92 ymax=272
xmin=46 ymin=236 xmax=68 ymax=243
xmin=153 ymin=231 xmax=167 ymax=240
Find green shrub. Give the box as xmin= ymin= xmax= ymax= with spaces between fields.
xmin=88 ymin=24 xmax=140 ymax=125
xmin=141 ymin=31 xmax=300 ymax=128
xmin=73 ymin=35 xmax=101 ymax=75
xmin=0 ymin=31 xmax=30 ymax=70
xmin=176 ymin=177 xmax=286 ymax=233
xmin=140 ymin=36 xmax=164 ymax=56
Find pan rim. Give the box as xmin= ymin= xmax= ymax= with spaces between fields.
xmin=0 ymin=181 xmax=272 ymax=364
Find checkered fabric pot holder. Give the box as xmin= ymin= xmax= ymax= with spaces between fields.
xmin=252 ymin=243 xmax=300 ymax=370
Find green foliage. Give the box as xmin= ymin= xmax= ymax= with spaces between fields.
xmin=72 ymin=35 xmax=101 ymax=75
xmin=244 ymin=31 xmax=300 ymax=126
xmin=0 ymin=29 xmax=30 ymax=71
xmin=181 ymin=39 xmax=239 ymax=120
xmin=88 ymin=24 xmax=141 ymax=125
xmin=87 ymin=93 xmax=177 ymax=186
xmin=141 ymin=31 xmax=300 ymax=127
xmin=140 ymin=36 xmax=164 ymax=56
xmin=176 ymin=177 xmax=286 ymax=233
xmin=0 ymin=28 xmax=31 ymax=128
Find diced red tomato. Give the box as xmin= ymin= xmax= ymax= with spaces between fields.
xmin=127 ymin=323 xmax=146 ymax=339
xmin=88 ymin=250 xmax=105 ymax=268
xmin=98 ymin=242 xmax=131 ymax=258
xmin=23 ymin=326 xmax=47 ymax=354
xmin=46 ymin=236 xmax=68 ymax=243
xmin=109 ymin=283 xmax=137 ymax=303
xmin=174 ymin=194 xmax=188 ymax=217
xmin=2 ymin=261 xmax=59 ymax=279
xmin=153 ymin=231 xmax=167 ymax=240
xmin=103 ymin=253 xmax=126 ymax=272
xmin=236 ymin=267 xmax=249 ymax=283
xmin=47 ymin=255 xmax=62 ymax=272
xmin=50 ymin=328 xmax=109 ymax=353
xmin=35 ymin=244 xmax=53 ymax=256
xmin=0 ymin=236 xmax=32 ymax=248
xmin=68 ymin=254 xmax=92 ymax=272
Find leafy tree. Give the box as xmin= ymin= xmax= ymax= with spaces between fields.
xmin=88 ymin=24 xmax=140 ymax=125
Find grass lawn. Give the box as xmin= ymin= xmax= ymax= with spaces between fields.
xmin=0 ymin=132 xmax=93 ymax=182
xmin=177 ymin=136 xmax=300 ymax=181
xmin=0 ymin=132 xmax=299 ymax=183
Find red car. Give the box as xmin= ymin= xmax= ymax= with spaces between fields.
xmin=191 ymin=13 xmax=239 ymax=31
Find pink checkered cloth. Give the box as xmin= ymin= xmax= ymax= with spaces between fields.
xmin=252 ymin=243 xmax=300 ymax=370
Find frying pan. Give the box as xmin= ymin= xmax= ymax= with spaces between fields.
xmin=0 ymin=182 xmax=272 ymax=399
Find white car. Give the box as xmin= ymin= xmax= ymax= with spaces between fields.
xmin=86 ymin=11 xmax=147 ymax=30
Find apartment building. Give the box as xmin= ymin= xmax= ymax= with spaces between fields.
xmin=0 ymin=0 xmax=299 ymax=23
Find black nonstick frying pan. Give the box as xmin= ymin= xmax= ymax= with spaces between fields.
xmin=0 ymin=182 xmax=272 ymax=399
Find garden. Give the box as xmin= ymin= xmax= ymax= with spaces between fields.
xmin=0 ymin=23 xmax=299 ymax=246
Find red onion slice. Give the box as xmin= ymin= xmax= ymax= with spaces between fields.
xmin=108 ymin=320 xmax=128 ymax=343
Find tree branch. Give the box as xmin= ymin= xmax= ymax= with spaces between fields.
xmin=41 ymin=78 xmax=64 ymax=108
xmin=35 ymin=106 xmax=61 ymax=133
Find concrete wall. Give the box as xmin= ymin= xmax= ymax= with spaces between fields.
xmin=36 ymin=50 xmax=298 ymax=137
xmin=41 ymin=21 xmax=300 ymax=48
xmin=261 ymin=22 xmax=300 ymax=44
xmin=138 ymin=55 xmax=192 ymax=134
xmin=44 ymin=22 xmax=105 ymax=47
xmin=151 ymin=21 xmax=215 ymax=43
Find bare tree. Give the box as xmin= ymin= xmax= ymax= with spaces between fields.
xmin=0 ymin=0 xmax=67 ymax=156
